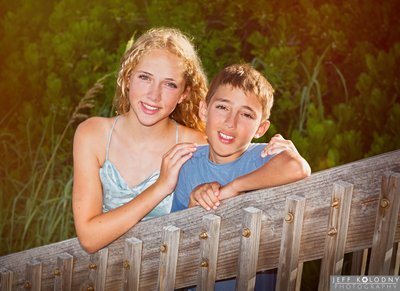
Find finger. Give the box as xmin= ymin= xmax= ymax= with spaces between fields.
xmin=200 ymin=192 xmax=219 ymax=210
xmin=206 ymin=188 xmax=220 ymax=206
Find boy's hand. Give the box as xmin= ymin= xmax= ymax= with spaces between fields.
xmin=261 ymin=134 xmax=299 ymax=157
xmin=188 ymin=182 xmax=221 ymax=210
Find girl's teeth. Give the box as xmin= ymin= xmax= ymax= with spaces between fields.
xmin=143 ymin=103 xmax=158 ymax=110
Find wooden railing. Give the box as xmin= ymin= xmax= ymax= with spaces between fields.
xmin=1 ymin=150 xmax=400 ymax=291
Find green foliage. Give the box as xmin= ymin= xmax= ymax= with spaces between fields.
xmin=1 ymin=0 xmax=399 ymax=258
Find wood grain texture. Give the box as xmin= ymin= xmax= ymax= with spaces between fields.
xmin=0 ymin=150 xmax=399 ymax=290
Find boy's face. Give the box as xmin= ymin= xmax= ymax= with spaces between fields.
xmin=200 ymin=84 xmax=269 ymax=164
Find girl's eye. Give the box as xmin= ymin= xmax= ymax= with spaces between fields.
xmin=165 ymin=82 xmax=178 ymax=89
xmin=138 ymin=74 xmax=151 ymax=81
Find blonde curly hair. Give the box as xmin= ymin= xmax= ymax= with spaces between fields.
xmin=114 ymin=27 xmax=208 ymax=131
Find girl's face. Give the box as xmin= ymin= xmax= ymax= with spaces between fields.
xmin=127 ymin=49 xmax=188 ymax=126
xmin=200 ymin=84 xmax=269 ymax=164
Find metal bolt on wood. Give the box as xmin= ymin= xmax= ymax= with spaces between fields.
xmin=53 ymin=267 xmax=61 ymax=276
xmin=123 ymin=260 xmax=130 ymax=269
xmin=285 ymin=212 xmax=294 ymax=223
xmin=24 ymin=281 xmax=31 ymax=289
xmin=199 ymin=231 xmax=208 ymax=239
xmin=328 ymin=227 xmax=338 ymax=236
xmin=380 ymin=198 xmax=390 ymax=209
xmin=242 ymin=227 xmax=251 ymax=238
xmin=200 ymin=259 xmax=209 ymax=268
xmin=160 ymin=243 xmax=167 ymax=253
xmin=332 ymin=198 xmax=340 ymax=208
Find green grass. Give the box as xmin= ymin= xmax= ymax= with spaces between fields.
xmin=0 ymin=75 xmax=109 ymax=256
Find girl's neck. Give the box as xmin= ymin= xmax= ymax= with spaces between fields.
xmin=122 ymin=112 xmax=176 ymax=142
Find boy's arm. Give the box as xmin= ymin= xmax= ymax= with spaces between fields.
xmin=221 ymin=149 xmax=310 ymax=199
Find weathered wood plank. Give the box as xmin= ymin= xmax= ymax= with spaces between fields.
xmin=276 ymin=195 xmax=306 ymax=291
xmin=318 ymin=181 xmax=354 ymax=290
xmin=80 ymin=247 xmax=109 ymax=291
xmin=0 ymin=268 xmax=14 ymax=291
xmin=350 ymin=249 xmax=368 ymax=275
xmin=369 ymin=172 xmax=400 ymax=275
xmin=122 ymin=238 xmax=142 ymax=291
xmin=236 ymin=207 xmax=263 ymax=291
xmin=196 ymin=214 xmax=221 ymax=291
xmin=53 ymin=252 xmax=73 ymax=291
xmin=25 ymin=259 xmax=42 ymax=291
xmin=0 ymin=150 xmax=399 ymax=290
xmin=157 ymin=225 xmax=180 ymax=291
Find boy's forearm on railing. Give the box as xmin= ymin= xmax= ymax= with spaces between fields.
xmin=226 ymin=150 xmax=311 ymax=196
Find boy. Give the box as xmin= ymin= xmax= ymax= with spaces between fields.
xmin=171 ymin=64 xmax=310 ymax=213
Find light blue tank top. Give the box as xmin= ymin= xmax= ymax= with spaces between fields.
xmin=99 ymin=116 xmax=178 ymax=220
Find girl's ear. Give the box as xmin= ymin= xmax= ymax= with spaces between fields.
xmin=254 ymin=120 xmax=270 ymax=138
xmin=199 ymin=100 xmax=208 ymax=122
xmin=178 ymin=87 xmax=190 ymax=104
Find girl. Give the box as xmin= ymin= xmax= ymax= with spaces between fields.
xmin=72 ymin=27 xmax=208 ymax=253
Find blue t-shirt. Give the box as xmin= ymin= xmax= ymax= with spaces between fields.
xmin=171 ymin=143 xmax=273 ymax=212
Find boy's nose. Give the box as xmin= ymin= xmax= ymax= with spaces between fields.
xmin=224 ymin=113 xmax=236 ymax=129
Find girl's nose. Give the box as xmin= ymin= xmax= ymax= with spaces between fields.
xmin=147 ymin=82 xmax=162 ymax=102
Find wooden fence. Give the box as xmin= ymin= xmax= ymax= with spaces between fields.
xmin=1 ymin=149 xmax=400 ymax=290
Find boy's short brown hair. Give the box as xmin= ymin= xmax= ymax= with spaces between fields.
xmin=205 ymin=64 xmax=274 ymax=120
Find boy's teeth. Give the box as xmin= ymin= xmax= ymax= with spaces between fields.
xmin=220 ymin=132 xmax=233 ymax=139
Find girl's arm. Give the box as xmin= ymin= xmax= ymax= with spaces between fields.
xmin=72 ymin=120 xmax=196 ymax=253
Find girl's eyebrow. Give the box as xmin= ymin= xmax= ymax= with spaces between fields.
xmin=135 ymin=70 xmax=178 ymax=82
xmin=135 ymin=70 xmax=152 ymax=76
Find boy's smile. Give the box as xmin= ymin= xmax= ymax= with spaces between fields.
xmin=200 ymin=84 xmax=269 ymax=164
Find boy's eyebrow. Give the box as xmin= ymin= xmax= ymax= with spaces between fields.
xmin=214 ymin=97 xmax=258 ymax=114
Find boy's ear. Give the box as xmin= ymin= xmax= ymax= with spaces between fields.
xmin=199 ymin=100 xmax=208 ymax=122
xmin=254 ymin=120 xmax=270 ymax=139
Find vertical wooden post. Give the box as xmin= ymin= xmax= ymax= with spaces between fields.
xmin=80 ymin=247 xmax=109 ymax=291
xmin=369 ymin=172 xmax=400 ymax=275
xmin=276 ymin=195 xmax=306 ymax=291
xmin=157 ymin=225 xmax=180 ymax=291
xmin=123 ymin=237 xmax=143 ymax=291
xmin=25 ymin=259 xmax=42 ymax=291
xmin=236 ymin=207 xmax=263 ymax=291
xmin=350 ymin=249 xmax=368 ymax=275
xmin=391 ymin=243 xmax=400 ymax=275
xmin=196 ymin=214 xmax=221 ymax=291
xmin=53 ymin=252 xmax=74 ymax=291
xmin=0 ymin=268 xmax=14 ymax=291
xmin=318 ymin=181 xmax=354 ymax=290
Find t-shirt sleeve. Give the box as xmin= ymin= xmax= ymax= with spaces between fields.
xmin=170 ymin=167 xmax=191 ymax=212
xmin=250 ymin=143 xmax=275 ymax=168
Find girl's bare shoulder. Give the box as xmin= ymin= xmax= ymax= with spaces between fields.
xmin=179 ymin=125 xmax=207 ymax=144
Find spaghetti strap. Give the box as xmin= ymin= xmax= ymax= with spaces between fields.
xmin=174 ymin=120 xmax=179 ymax=143
xmin=105 ymin=116 xmax=120 ymax=160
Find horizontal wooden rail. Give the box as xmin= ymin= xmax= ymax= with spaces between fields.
xmin=0 ymin=150 xmax=399 ymax=290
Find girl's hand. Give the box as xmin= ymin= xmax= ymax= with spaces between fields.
xmin=261 ymin=134 xmax=299 ymax=157
xmin=157 ymin=143 xmax=197 ymax=195
xmin=188 ymin=182 xmax=221 ymax=210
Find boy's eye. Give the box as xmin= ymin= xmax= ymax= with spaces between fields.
xmin=216 ymin=104 xmax=228 ymax=110
xmin=242 ymin=112 xmax=255 ymax=119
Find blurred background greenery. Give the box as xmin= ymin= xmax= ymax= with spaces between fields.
xmin=0 ymin=0 xmax=399 ymax=269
